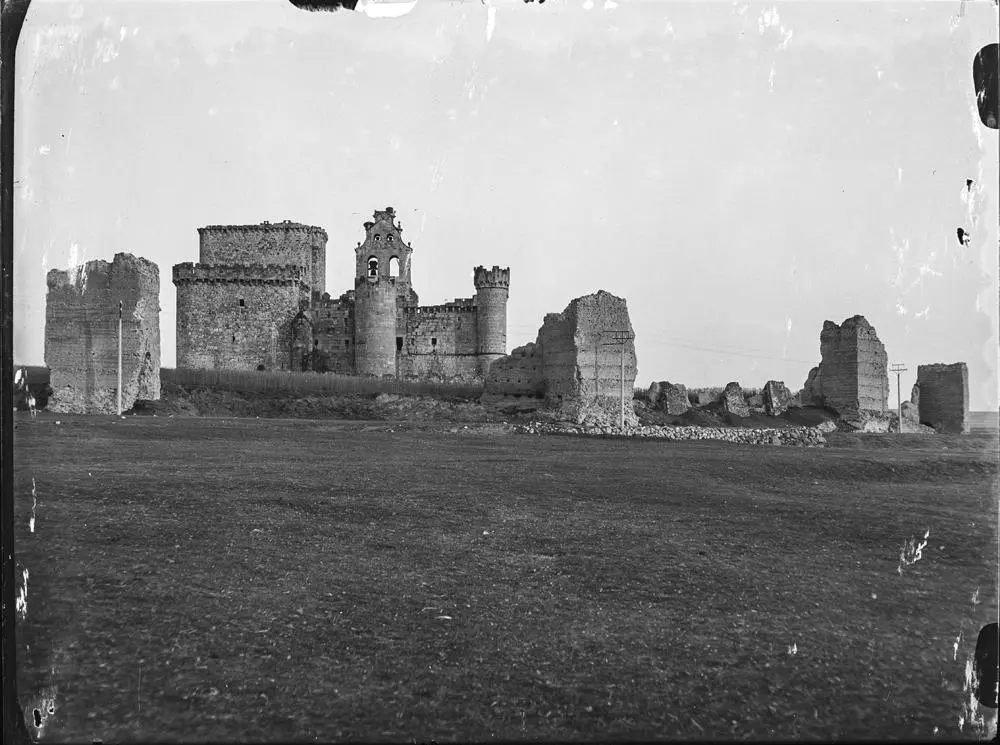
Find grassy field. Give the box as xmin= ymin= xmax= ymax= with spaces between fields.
xmin=11 ymin=412 xmax=999 ymax=742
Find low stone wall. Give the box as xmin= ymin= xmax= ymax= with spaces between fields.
xmin=515 ymin=422 xmax=828 ymax=447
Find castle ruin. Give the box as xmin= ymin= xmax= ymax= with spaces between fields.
xmin=45 ymin=253 xmax=161 ymax=414
xmin=801 ymin=315 xmax=889 ymax=421
xmin=173 ymin=208 xmax=510 ymax=380
xmin=484 ymin=290 xmax=638 ymax=427
xmin=913 ymin=363 xmax=970 ymax=434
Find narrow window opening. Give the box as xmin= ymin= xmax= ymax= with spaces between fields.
xmin=232 ymin=335 xmax=236 ymax=343
xmin=239 ymin=298 xmax=245 ymax=307
xmin=344 ymin=340 xmax=350 ymax=349
xmin=396 ymin=337 xmax=403 ymax=351
xmin=431 ymin=338 xmax=437 ymax=347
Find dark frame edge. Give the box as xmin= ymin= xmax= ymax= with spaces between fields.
xmin=2 ymin=0 xmax=34 ymax=743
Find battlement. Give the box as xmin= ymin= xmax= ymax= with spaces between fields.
xmin=405 ymin=302 xmax=478 ymax=315
xmin=172 ymin=263 xmax=310 ymax=286
xmin=198 ymin=221 xmax=328 ymax=240
xmin=474 ymin=265 xmax=510 ymax=289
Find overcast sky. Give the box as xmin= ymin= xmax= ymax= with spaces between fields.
xmin=13 ymin=0 xmax=999 ymax=409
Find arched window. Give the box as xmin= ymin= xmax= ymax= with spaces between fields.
xmin=388 ymin=256 xmax=400 ymax=277
xmin=367 ymin=256 xmax=379 ymax=277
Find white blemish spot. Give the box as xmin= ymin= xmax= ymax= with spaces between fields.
xmin=604 ymin=0 xmax=618 ymax=9
xmin=897 ymin=529 xmax=929 ymax=574
xmin=16 ymin=568 xmax=28 ymax=620
xmin=583 ymin=0 xmax=594 ymax=8
xmin=119 ymin=26 xmax=126 ymax=42
xmin=768 ymin=64 xmax=776 ymax=91
xmin=897 ymin=167 xmax=903 ymax=183
xmin=29 ymin=479 xmax=37 ymax=533
xmin=38 ymin=145 xmax=50 ymax=155
xmin=485 ymin=3 xmax=496 ymax=42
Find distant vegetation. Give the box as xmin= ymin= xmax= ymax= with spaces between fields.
xmin=161 ymin=367 xmax=485 ymax=401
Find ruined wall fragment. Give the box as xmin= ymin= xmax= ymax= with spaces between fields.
xmin=800 ymin=315 xmax=889 ymax=421
xmin=484 ymin=290 xmax=638 ymax=427
xmin=647 ymin=381 xmax=690 ymax=415
xmin=720 ymin=382 xmax=750 ymax=418
xmin=762 ymin=380 xmax=792 ymax=416
xmin=45 ymin=253 xmax=160 ymax=414
xmin=914 ymin=363 xmax=969 ymax=434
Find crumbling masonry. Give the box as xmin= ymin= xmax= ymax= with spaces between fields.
xmin=913 ymin=363 xmax=969 ymax=434
xmin=801 ymin=315 xmax=889 ymax=421
xmin=173 ymin=208 xmax=510 ymax=381
xmin=484 ymin=290 xmax=638 ymax=427
xmin=45 ymin=253 xmax=161 ymax=414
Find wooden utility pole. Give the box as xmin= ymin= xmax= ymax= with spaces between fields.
xmin=890 ymin=363 xmax=906 ymax=433
xmin=117 ymin=300 xmax=123 ymax=416
xmin=604 ymin=330 xmax=635 ymax=430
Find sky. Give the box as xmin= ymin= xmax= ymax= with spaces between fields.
xmin=12 ymin=0 xmax=1000 ymax=409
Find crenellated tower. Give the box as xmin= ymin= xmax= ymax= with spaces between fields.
xmin=474 ymin=265 xmax=510 ymax=375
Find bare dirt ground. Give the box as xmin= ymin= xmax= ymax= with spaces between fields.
xmin=11 ymin=412 xmax=999 ymax=742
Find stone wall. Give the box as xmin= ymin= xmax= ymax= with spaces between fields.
xmin=801 ymin=315 xmax=889 ymax=421
xmin=484 ymin=290 xmax=638 ymax=427
xmin=45 ymin=253 xmax=160 ymax=414
xmin=198 ymin=222 xmax=327 ymax=287
xmin=914 ymin=362 xmax=969 ymax=434
xmin=400 ymin=305 xmax=480 ymax=381
xmin=174 ymin=264 xmax=309 ymax=371
xmin=482 ymin=342 xmax=545 ymax=399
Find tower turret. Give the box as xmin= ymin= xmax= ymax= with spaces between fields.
xmin=474 ymin=265 xmax=510 ymax=376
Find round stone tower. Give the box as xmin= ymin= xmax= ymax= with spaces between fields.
xmin=354 ymin=278 xmax=397 ymax=377
xmin=474 ymin=265 xmax=510 ymax=375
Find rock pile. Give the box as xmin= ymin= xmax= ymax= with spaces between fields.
xmin=514 ymin=422 xmax=828 ymax=447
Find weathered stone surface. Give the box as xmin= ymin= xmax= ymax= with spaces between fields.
xmin=484 ymin=290 xmax=638 ymax=428
xmin=800 ymin=315 xmax=889 ymax=419
xmin=915 ymin=363 xmax=969 ymax=434
xmin=720 ymin=382 xmax=750 ymax=418
xmin=647 ymin=381 xmax=690 ymax=415
xmin=45 ymin=253 xmax=161 ymax=414
xmin=762 ymin=380 xmax=792 ymax=416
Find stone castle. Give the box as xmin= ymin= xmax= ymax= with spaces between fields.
xmin=172 ymin=207 xmax=510 ymax=381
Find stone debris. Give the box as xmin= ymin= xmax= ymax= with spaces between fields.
xmin=720 ymin=382 xmax=750 ymax=418
xmin=646 ymin=381 xmax=690 ymax=415
xmin=914 ymin=363 xmax=970 ymax=434
xmin=514 ymin=421 xmax=828 ymax=447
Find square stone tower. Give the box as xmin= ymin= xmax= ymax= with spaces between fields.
xmin=45 ymin=253 xmax=161 ymax=414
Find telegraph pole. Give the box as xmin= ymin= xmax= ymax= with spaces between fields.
xmin=890 ymin=363 xmax=906 ymax=433
xmin=117 ymin=300 xmax=123 ymax=416
xmin=604 ymin=330 xmax=635 ymax=430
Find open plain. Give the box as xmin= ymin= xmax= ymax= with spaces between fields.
xmin=12 ymin=412 xmax=1000 ymax=742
